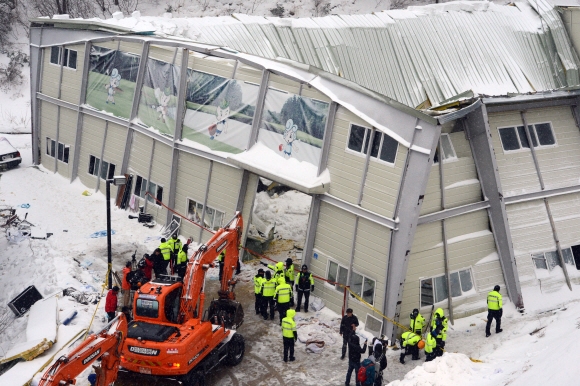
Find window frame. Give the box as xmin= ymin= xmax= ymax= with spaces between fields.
xmin=324 ymin=259 xmax=349 ymax=292
xmin=497 ymin=122 xmax=557 ymax=153
xmin=46 ymin=137 xmax=56 ymax=158
xmin=186 ymin=198 xmax=224 ymax=231
xmin=348 ymin=269 xmax=376 ymax=306
xmin=48 ymin=47 xmax=77 ymax=70
xmin=419 ymin=268 xmax=475 ymax=307
xmin=345 ymin=123 xmax=399 ymax=166
xmin=88 ymin=155 xmax=115 ymax=179
xmin=532 ymin=247 xmax=575 ymax=272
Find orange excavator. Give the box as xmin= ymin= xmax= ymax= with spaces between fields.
xmin=118 ymin=211 xmax=245 ymax=385
xmin=36 ymin=313 xmax=128 ymax=386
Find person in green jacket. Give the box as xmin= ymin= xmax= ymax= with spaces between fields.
xmin=409 ymin=308 xmax=425 ymax=335
xmin=424 ymin=330 xmax=438 ymax=362
xmin=175 ymin=244 xmax=188 ymax=278
xmin=281 ymin=309 xmax=297 ymax=362
xmin=399 ymin=331 xmax=421 ymax=364
xmin=486 ymin=284 xmax=503 ymax=337
xmin=431 ymin=308 xmax=448 ymax=357
xmin=167 ymin=233 xmax=182 ymax=274
xmin=274 ymin=280 xmax=293 ymax=325
xmin=253 ymin=268 xmax=265 ymax=315
xmin=158 ymin=238 xmax=171 ymax=275
xmin=262 ymin=261 xmax=286 ymax=286
xmin=284 ymin=258 xmax=295 ymax=286
xmin=261 ymin=271 xmax=277 ymax=320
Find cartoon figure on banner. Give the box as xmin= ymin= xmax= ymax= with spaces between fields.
xmin=208 ymin=99 xmax=230 ymax=140
xmin=279 ymin=119 xmax=299 ymax=158
xmin=153 ymin=88 xmax=171 ymax=123
xmin=105 ymin=69 xmax=122 ymax=104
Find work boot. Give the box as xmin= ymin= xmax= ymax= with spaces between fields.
xmin=496 ymin=329 xmax=503 ymax=334
xmin=486 ymin=333 xmax=491 ymax=337
xmin=289 ymin=357 xmax=295 ymax=361
xmin=304 ymin=308 xmax=308 ymax=313
xmin=295 ymin=307 xmax=300 ymax=312
xmin=399 ymin=354 xmax=405 ymax=364
xmin=284 ymin=357 xmax=288 ymax=362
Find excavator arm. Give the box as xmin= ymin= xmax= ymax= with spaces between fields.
xmin=179 ymin=212 xmax=243 ymax=324
xmin=37 ymin=314 xmax=128 ymax=386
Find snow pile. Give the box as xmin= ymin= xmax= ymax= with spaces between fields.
xmin=388 ymin=353 xmax=478 ymax=385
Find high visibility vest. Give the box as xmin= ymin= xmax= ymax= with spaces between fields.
xmin=170 ymin=238 xmax=182 ymax=253
xmin=296 ymin=272 xmax=314 ymax=290
xmin=401 ymin=331 xmax=421 ymax=347
xmin=285 ymin=264 xmax=295 ymax=284
xmin=275 ymin=283 xmax=292 ymax=304
xmin=177 ymin=248 xmax=188 ymax=265
xmin=431 ymin=308 xmax=448 ymax=340
xmin=159 ymin=241 xmax=171 ymax=261
xmin=218 ymin=251 xmax=225 ymax=263
xmin=487 ymin=290 xmax=503 ymax=310
xmin=424 ymin=333 xmax=437 ymax=354
xmin=254 ymin=275 xmax=265 ymax=294
xmin=410 ymin=313 xmax=425 ymax=333
xmin=282 ymin=316 xmax=296 ymax=338
xmin=262 ymin=278 xmax=277 ymax=297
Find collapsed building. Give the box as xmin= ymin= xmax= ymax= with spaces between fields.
xmin=28 ymin=0 xmax=580 ymax=339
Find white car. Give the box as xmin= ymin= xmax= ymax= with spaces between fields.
xmin=0 ymin=137 xmax=22 ymax=170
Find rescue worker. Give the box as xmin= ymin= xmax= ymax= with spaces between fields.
xmin=175 ymin=244 xmax=189 ymax=278
xmin=167 ymin=233 xmax=182 ymax=274
xmin=218 ymin=250 xmax=225 ymax=281
xmin=345 ymin=324 xmax=367 ymax=386
xmin=486 ymin=284 xmax=503 ymax=337
xmin=295 ymin=264 xmax=314 ymax=312
xmin=274 ymin=277 xmax=293 ymax=325
xmin=424 ymin=330 xmax=438 ymax=362
xmin=105 ymin=286 xmax=119 ymax=322
xmin=410 ymin=308 xmax=425 ymax=335
xmin=261 ymin=271 xmax=277 ymax=320
xmin=431 ymin=308 xmax=448 ymax=357
xmin=281 ymin=309 xmax=297 ymax=362
xmin=340 ymin=308 xmax=359 ymax=360
xmin=284 ymin=258 xmax=295 ymax=286
xmin=121 ymin=261 xmax=132 ymax=308
xmin=399 ymin=331 xmax=421 ymax=364
xmin=254 ymin=268 xmax=265 ymax=315
xmin=262 ymin=260 xmax=286 ymax=286
xmin=159 ymin=238 xmax=171 ymax=275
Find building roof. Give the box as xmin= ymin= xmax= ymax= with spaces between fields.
xmin=37 ymin=0 xmax=578 ymax=109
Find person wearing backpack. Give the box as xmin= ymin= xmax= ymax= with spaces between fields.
xmin=345 ymin=324 xmax=367 ymax=386
xmin=295 ymin=265 xmax=314 ymax=313
xmin=357 ymin=357 xmax=375 ymax=386
xmin=368 ymin=342 xmax=387 ymax=386
xmin=281 ymin=309 xmax=297 ymax=362
xmin=121 ymin=261 xmax=132 ymax=307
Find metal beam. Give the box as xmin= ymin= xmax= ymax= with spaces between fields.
xmin=303 ymin=195 xmax=321 ymax=268
xmin=504 ymin=184 xmax=580 ymax=204
xmin=248 ymin=70 xmax=269 ymax=148
xmin=30 ymin=27 xmax=44 ymax=165
xmin=198 ymin=160 xmax=214 ymax=242
xmin=485 ymin=97 xmax=575 ymax=113
xmin=71 ymin=41 xmax=91 ymax=182
xmin=437 ymin=99 xmax=482 ymax=124
xmin=318 ymin=194 xmax=398 ymax=230
xmin=318 ymin=102 xmax=337 ymax=177
xmin=417 ymin=200 xmax=490 ymax=224
xmin=520 ymin=111 xmax=545 ymax=190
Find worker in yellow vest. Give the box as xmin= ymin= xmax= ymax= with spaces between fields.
xmin=486 ymin=284 xmax=503 ymax=337
xmin=409 ymin=308 xmax=425 ymax=335
xmin=424 ymin=330 xmax=438 ymax=362
xmin=167 ymin=233 xmax=182 ymax=274
xmin=175 ymin=244 xmax=188 ymax=278
xmin=281 ymin=309 xmax=297 ymax=362
xmin=399 ymin=331 xmax=422 ymax=364
xmin=253 ymin=268 xmax=265 ymax=315
xmin=274 ymin=279 xmax=293 ymax=325
xmin=261 ymin=271 xmax=277 ymax=320
xmin=158 ymin=238 xmax=171 ymax=275
xmin=431 ymin=308 xmax=448 ymax=357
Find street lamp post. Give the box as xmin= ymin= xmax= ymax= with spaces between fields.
xmin=106 ymin=176 xmax=127 ymax=289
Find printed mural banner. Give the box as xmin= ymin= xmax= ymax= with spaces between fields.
xmin=136 ymin=57 xmax=180 ymax=136
xmin=182 ymin=70 xmax=259 ymax=154
xmin=259 ymin=88 xmax=329 ymax=167
xmin=86 ymin=46 xmax=140 ymax=119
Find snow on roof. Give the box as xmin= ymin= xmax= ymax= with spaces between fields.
xmin=63 ymin=0 xmax=580 ymax=108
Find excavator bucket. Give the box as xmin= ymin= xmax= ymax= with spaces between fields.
xmin=207 ymin=299 xmax=244 ymax=330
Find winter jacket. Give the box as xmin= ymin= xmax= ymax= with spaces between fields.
xmin=296 ymin=271 xmax=314 ymax=291
xmin=261 ymin=278 xmax=277 ymax=297
xmin=424 ymin=332 xmax=437 ymax=354
xmin=122 ymin=267 xmax=131 ymax=290
xmin=340 ymin=314 xmax=359 ymax=336
xmin=275 ymin=282 xmax=293 ymax=304
xmin=129 ymin=269 xmax=147 ymax=290
xmin=105 ymin=290 xmax=118 ymax=313
xmin=410 ymin=313 xmax=425 ymax=333
xmin=254 ymin=274 xmax=265 ymax=294
xmin=151 ymin=252 xmax=164 ymax=271
xmin=487 ymin=290 xmax=503 ymax=311
xmin=142 ymin=257 xmax=154 ymax=280
xmin=159 ymin=241 xmax=171 ymax=261
xmin=348 ymin=334 xmax=367 ymax=363
xmin=284 ymin=264 xmax=295 ymax=285
xmin=267 ymin=262 xmax=286 ymax=286
xmin=431 ymin=308 xmax=448 ymax=341
xmin=282 ymin=309 xmax=297 ymax=339
xmin=401 ymin=331 xmax=421 ymax=347
xmin=168 ymin=236 xmax=182 ymax=254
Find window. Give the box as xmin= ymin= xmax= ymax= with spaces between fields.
xmin=350 ymin=271 xmax=376 ymax=305
xmin=49 ymin=47 xmax=77 ymax=69
xmin=45 ymin=137 xmax=69 ymax=163
xmin=132 ymin=174 xmax=162 ymax=204
xmin=347 ymin=124 xmax=398 ymax=164
xmin=433 ymin=134 xmax=457 ymax=164
xmin=134 ymin=175 xmax=148 ymax=198
xmin=420 ymin=268 xmax=474 ymax=307
xmin=88 ymin=155 xmax=115 ymax=179
xmin=327 ymin=260 xmax=348 ymax=291
xmin=364 ymin=314 xmax=383 ymax=337
xmin=532 ymin=248 xmax=575 ymax=271
xmin=498 ymin=123 xmax=556 ymax=152
xmin=147 ymin=181 xmax=163 ymax=205
xmin=135 ymin=299 xmax=159 ymax=318
xmin=187 ymin=199 xmax=224 ymax=231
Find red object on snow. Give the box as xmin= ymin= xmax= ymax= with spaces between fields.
xmin=279 ymin=144 xmax=283 ymax=151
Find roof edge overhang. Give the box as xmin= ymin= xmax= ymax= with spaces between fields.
xmin=482 ymin=88 xmax=580 ymax=105
xmin=29 ymin=17 xmax=150 ymax=35
xmin=227 ymin=157 xmax=330 ymax=195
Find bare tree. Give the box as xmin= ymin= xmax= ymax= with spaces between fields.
xmin=0 ymin=0 xmax=16 ymax=48
xmin=31 ymin=0 xmax=97 ymax=18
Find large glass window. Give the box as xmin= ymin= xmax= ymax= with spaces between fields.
xmin=187 ymin=199 xmax=224 ymax=231
xmin=347 ymin=124 xmax=399 ymax=164
xmin=327 ymin=260 xmax=348 ymax=291
xmin=498 ymin=123 xmax=556 ymax=152
xmin=420 ymin=268 xmax=474 ymax=306
xmin=532 ymin=248 xmax=576 ymax=271
xmin=88 ymin=155 xmax=115 ymax=179
xmin=49 ymin=47 xmax=77 ymax=69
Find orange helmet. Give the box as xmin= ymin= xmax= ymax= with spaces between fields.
xmin=417 ymin=340 xmax=425 ymax=350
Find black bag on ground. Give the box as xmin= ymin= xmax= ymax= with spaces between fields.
xmin=138 ymin=213 xmax=153 ymax=223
